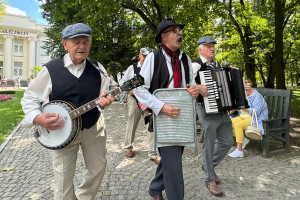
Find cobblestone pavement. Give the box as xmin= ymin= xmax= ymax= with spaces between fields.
xmin=0 ymin=102 xmax=300 ymax=200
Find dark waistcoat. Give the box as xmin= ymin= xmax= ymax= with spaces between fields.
xmin=45 ymin=56 xmax=101 ymax=129
xmin=149 ymin=48 xmax=190 ymax=94
xmin=132 ymin=62 xmax=141 ymax=75
xmin=193 ymin=58 xmax=212 ymax=103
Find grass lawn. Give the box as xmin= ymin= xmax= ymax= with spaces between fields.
xmin=290 ymin=87 xmax=300 ymax=118
xmin=0 ymin=90 xmax=25 ymax=145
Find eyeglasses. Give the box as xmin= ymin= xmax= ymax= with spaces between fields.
xmin=163 ymin=27 xmax=182 ymax=34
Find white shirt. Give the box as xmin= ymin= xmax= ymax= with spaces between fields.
xmin=192 ymin=56 xmax=219 ymax=79
xmin=119 ymin=61 xmax=142 ymax=86
xmin=21 ymin=53 xmax=111 ymax=126
xmin=192 ymin=56 xmax=208 ymax=78
xmin=133 ymin=49 xmax=196 ymax=115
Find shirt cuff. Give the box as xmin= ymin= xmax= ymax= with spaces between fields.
xmin=22 ymin=110 xmax=42 ymax=126
xmin=152 ymin=100 xmax=165 ymax=115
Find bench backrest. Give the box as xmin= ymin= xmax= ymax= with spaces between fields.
xmin=255 ymin=88 xmax=292 ymax=120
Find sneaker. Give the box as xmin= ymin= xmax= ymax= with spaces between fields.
xmin=242 ymin=137 xmax=250 ymax=149
xmin=228 ymin=149 xmax=244 ymax=158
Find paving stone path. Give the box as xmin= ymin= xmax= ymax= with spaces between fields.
xmin=0 ymin=102 xmax=299 ymax=200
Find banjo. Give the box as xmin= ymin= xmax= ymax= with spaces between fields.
xmin=34 ymin=74 xmax=144 ymax=150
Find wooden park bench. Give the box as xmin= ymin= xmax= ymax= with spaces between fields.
xmin=255 ymin=88 xmax=292 ymax=158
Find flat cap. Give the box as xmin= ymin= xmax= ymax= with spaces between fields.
xmin=61 ymin=23 xmax=92 ymax=39
xmin=155 ymin=18 xmax=185 ymax=43
xmin=140 ymin=47 xmax=152 ymax=56
xmin=197 ymin=36 xmax=217 ymax=46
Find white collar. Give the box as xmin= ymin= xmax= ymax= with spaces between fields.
xmin=64 ymin=53 xmax=86 ymax=68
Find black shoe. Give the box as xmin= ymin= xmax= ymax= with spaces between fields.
xmin=148 ymin=190 xmax=164 ymax=200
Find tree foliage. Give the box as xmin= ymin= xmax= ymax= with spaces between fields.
xmin=39 ymin=0 xmax=300 ymax=88
xmin=0 ymin=0 xmax=7 ymax=21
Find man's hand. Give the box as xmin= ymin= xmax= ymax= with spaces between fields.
xmin=161 ymin=104 xmax=180 ymax=118
xmin=187 ymin=84 xmax=200 ymax=98
xmin=98 ymin=91 xmax=115 ymax=109
xmin=33 ymin=113 xmax=64 ymax=130
xmin=128 ymin=90 xmax=134 ymax=95
xmin=196 ymin=84 xmax=209 ymax=97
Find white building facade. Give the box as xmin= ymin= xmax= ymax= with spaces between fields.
xmin=0 ymin=14 xmax=51 ymax=83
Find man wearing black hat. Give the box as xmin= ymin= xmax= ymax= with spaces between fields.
xmin=21 ymin=23 xmax=115 ymax=199
xmin=133 ymin=18 xmax=200 ymax=200
xmin=192 ymin=36 xmax=234 ymax=196
xmin=119 ymin=47 xmax=161 ymax=164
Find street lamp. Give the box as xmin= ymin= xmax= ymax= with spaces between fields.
xmin=112 ymin=38 xmax=118 ymax=82
xmin=113 ymin=38 xmax=118 ymax=44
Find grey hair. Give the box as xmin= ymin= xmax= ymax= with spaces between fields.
xmin=198 ymin=44 xmax=204 ymax=50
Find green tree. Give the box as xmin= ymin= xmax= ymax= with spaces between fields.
xmin=0 ymin=0 xmax=7 ymax=22
xmin=39 ymin=0 xmax=300 ymax=88
xmin=40 ymin=0 xmax=140 ymax=73
xmin=30 ymin=66 xmax=42 ymax=79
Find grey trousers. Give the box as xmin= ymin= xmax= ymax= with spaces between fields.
xmin=149 ymin=146 xmax=184 ymax=200
xmin=197 ymin=106 xmax=234 ymax=184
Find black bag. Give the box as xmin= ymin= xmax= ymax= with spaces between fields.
xmin=144 ymin=114 xmax=153 ymax=132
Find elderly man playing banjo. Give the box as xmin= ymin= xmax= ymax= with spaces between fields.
xmin=21 ymin=23 xmax=115 ymax=200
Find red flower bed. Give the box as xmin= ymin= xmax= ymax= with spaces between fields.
xmin=0 ymin=94 xmax=12 ymax=102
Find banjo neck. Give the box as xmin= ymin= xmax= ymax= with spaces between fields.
xmin=69 ymin=87 xmax=122 ymax=119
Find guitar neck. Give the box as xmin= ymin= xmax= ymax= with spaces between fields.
xmin=69 ymin=87 xmax=122 ymax=119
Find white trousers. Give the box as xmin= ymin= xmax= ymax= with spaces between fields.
xmin=53 ymin=115 xmax=107 ymax=200
xmin=124 ymin=95 xmax=156 ymax=159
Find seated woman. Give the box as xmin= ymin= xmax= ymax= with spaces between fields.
xmin=228 ymin=79 xmax=268 ymax=158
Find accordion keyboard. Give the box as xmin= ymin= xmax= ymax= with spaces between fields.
xmin=199 ymin=70 xmax=220 ymax=114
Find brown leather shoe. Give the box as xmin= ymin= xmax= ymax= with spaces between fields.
xmin=151 ymin=157 xmax=161 ymax=164
xmin=202 ymin=164 xmax=221 ymax=184
xmin=206 ymin=182 xmax=223 ymax=196
xmin=125 ymin=150 xmax=134 ymax=158
xmin=149 ymin=190 xmax=164 ymax=200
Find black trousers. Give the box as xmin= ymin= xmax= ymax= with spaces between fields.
xmin=149 ymin=146 xmax=184 ymax=200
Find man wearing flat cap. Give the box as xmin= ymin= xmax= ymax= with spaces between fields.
xmin=192 ymin=36 xmax=233 ymax=197
xmin=133 ymin=18 xmax=200 ymax=200
xmin=21 ymin=23 xmax=114 ymax=199
xmin=119 ymin=47 xmax=161 ymax=164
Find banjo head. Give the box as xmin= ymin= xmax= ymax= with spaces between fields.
xmin=37 ymin=101 xmax=80 ymax=150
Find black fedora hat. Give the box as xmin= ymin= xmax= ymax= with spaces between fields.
xmin=155 ymin=18 xmax=185 ymax=43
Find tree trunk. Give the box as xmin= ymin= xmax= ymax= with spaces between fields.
xmin=243 ymin=26 xmax=257 ymax=87
xmin=265 ymin=52 xmax=276 ymax=88
xmin=274 ymin=0 xmax=286 ymax=89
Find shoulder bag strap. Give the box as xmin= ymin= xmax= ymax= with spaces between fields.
xmin=251 ymin=109 xmax=259 ymax=127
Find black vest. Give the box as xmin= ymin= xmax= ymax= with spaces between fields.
xmin=149 ymin=48 xmax=190 ymax=94
xmin=193 ymin=58 xmax=213 ymax=103
xmin=132 ymin=62 xmax=141 ymax=75
xmin=45 ymin=56 xmax=102 ymax=129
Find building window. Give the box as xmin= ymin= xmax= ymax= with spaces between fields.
xmin=41 ymin=41 xmax=48 ymax=56
xmin=13 ymin=61 xmax=23 ymax=78
xmin=14 ymin=38 xmax=24 ymax=56
xmin=0 ymin=61 xmax=3 ymax=77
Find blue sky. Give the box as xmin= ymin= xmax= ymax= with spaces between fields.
xmin=6 ymin=0 xmax=48 ymax=25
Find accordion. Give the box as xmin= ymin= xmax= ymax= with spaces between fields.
xmin=199 ymin=67 xmax=249 ymax=114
